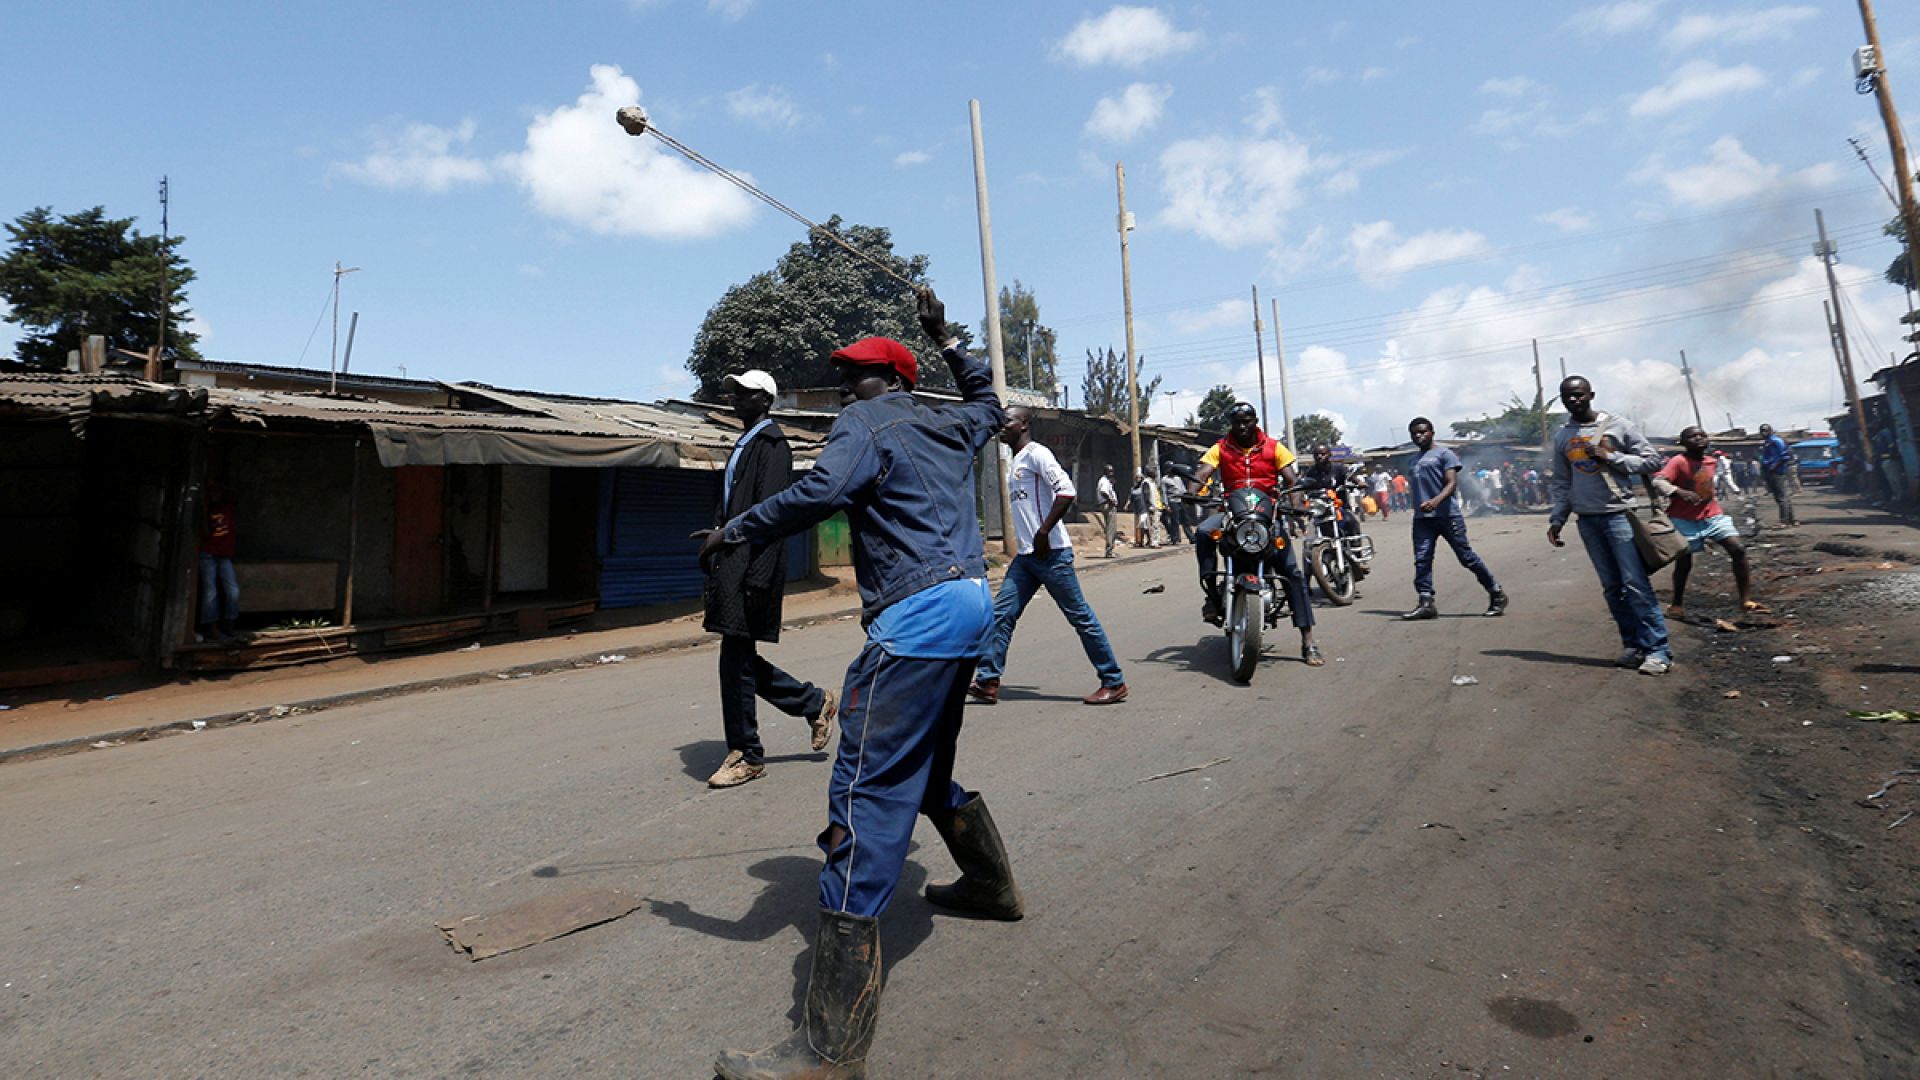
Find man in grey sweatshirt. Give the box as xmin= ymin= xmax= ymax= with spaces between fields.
xmin=1546 ymin=375 xmax=1673 ymax=674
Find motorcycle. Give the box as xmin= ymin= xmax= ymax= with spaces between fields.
xmin=1304 ymin=484 xmax=1373 ymax=606
xmin=1182 ymin=481 xmax=1312 ymax=685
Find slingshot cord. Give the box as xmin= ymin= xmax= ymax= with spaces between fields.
xmin=643 ymin=124 xmax=921 ymax=290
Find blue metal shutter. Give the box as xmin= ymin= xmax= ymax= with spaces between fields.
xmin=597 ymin=467 xmax=811 ymax=611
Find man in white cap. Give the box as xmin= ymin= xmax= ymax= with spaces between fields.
xmin=695 ymin=369 xmax=836 ymax=788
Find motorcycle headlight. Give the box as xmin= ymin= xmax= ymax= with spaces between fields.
xmin=1232 ymin=519 xmax=1270 ymax=553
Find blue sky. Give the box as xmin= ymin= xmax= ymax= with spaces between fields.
xmin=3 ymin=1 xmax=1914 ymax=447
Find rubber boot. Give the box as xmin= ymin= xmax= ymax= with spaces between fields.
xmin=924 ymin=795 xmax=1024 ymax=921
xmin=1400 ymin=593 xmax=1438 ymax=621
xmin=713 ymin=910 xmax=883 ymax=1080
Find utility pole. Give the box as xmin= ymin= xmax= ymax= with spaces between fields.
xmin=1270 ymin=298 xmax=1295 ymax=452
xmin=1814 ymin=210 xmax=1874 ymax=471
xmin=1532 ymin=339 xmax=1550 ymax=450
xmin=1116 ymin=162 xmax=1142 ymax=482
xmin=1250 ymin=285 xmax=1270 ymax=426
xmin=1856 ymin=0 xmax=1920 ymax=303
xmin=970 ymin=100 xmax=1015 ymax=556
xmin=1677 ymin=349 xmax=1704 ymax=431
xmin=156 ymin=176 xmax=170 ymax=372
xmin=330 ymin=261 xmax=361 ymax=395
xmin=1023 ymin=318 xmax=1035 ymax=391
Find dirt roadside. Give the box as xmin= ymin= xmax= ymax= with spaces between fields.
xmin=1654 ymin=488 xmax=1920 ymax=1065
xmin=0 ymin=529 xmax=1185 ymax=763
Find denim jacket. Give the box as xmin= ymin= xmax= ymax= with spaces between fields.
xmin=726 ymin=344 xmax=1004 ymax=624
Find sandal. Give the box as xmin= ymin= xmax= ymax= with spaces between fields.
xmin=1302 ymin=644 xmax=1325 ymax=667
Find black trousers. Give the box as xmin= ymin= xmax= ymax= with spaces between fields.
xmin=719 ymin=635 xmax=823 ymax=764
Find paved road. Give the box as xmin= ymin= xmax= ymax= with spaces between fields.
xmin=2 ymin=513 xmax=1909 ymax=1078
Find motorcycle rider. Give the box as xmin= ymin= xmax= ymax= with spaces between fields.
xmin=1299 ymin=443 xmax=1364 ymax=543
xmin=1187 ymin=402 xmax=1324 ymax=667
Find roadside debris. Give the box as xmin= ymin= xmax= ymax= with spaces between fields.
xmin=595 ymin=654 xmax=628 ymax=664
xmin=1866 ymin=770 xmax=1920 ymax=802
xmin=1771 ymin=655 xmax=1794 ymax=664
xmin=89 ymin=740 xmax=122 ymax=749
xmin=1714 ymin=619 xmax=1740 ymax=633
xmin=1722 ymin=690 xmax=1742 ymax=699
xmin=460 ymin=642 xmax=481 ymax=652
xmin=1889 ymin=812 xmax=1914 ymax=831
xmin=1450 ymin=675 xmax=1479 ymax=686
xmin=1847 ymin=709 xmax=1919 ymax=724
xmin=437 ymin=887 xmax=646 ymax=961
xmin=190 ymin=720 xmax=207 ymax=731
xmin=1141 ymin=581 xmax=1166 ymax=594
xmin=1136 ymin=756 xmax=1231 ymax=784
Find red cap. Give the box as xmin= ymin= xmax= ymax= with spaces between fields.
xmin=831 ymin=336 xmax=917 ymax=388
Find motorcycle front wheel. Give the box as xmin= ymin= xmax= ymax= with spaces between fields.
xmin=1228 ymin=589 xmax=1262 ymax=684
xmin=1311 ymin=544 xmax=1356 ymax=606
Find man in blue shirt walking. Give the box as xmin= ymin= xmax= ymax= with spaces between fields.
xmin=699 ymin=289 xmax=1020 ymax=1080
xmin=1401 ymin=417 xmax=1508 ymax=621
xmin=1758 ymin=423 xmax=1797 ymax=527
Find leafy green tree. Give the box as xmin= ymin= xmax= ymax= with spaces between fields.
xmin=1291 ymin=413 xmax=1342 ymax=451
xmin=1186 ymin=384 xmax=1238 ymax=434
xmin=1450 ymin=393 xmax=1564 ymax=440
xmin=986 ymin=280 xmax=1057 ymax=394
xmin=0 ymin=206 xmax=200 ymax=370
xmin=1079 ymin=346 xmax=1161 ymax=422
xmin=687 ymin=217 xmax=970 ymax=398
xmin=1885 ymin=213 xmax=1912 ymax=292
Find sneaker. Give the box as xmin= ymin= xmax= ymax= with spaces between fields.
xmin=1483 ymin=589 xmax=1508 ymax=617
xmin=808 ymin=689 xmax=838 ymax=752
xmin=1637 ymin=654 xmax=1673 ymax=676
xmin=706 ymin=750 xmax=765 ymax=788
xmin=1615 ymin=648 xmax=1647 ymax=669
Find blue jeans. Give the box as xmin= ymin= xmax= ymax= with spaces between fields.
xmin=198 ymin=554 xmax=239 ymax=625
xmin=975 ymin=548 xmax=1124 ymax=688
xmin=818 ymin=640 xmax=974 ymax=917
xmin=1575 ymin=513 xmax=1671 ymax=661
xmin=1411 ymin=515 xmax=1498 ymax=597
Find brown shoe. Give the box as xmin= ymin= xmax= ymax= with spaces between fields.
xmin=809 ymin=689 xmax=838 ymax=752
xmin=1082 ymin=684 xmax=1128 ymax=705
xmin=707 ymin=750 xmax=765 ymax=788
xmin=967 ymin=678 xmax=1000 ymax=705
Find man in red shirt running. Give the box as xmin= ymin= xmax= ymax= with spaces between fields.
xmin=1653 ymin=426 xmax=1755 ymax=619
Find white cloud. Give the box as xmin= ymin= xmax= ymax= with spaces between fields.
xmin=1085 ymin=83 xmax=1171 ymax=142
xmin=1245 ymin=86 xmax=1285 ymax=136
xmin=708 ymin=0 xmax=754 ymax=20
xmin=334 ymin=119 xmax=491 ymax=192
xmin=1054 ymin=6 xmax=1202 ymax=68
xmin=1635 ymin=135 xmax=1838 ymax=208
xmin=1302 ymin=67 xmax=1341 ymax=87
xmin=1480 ymin=76 xmax=1542 ymax=97
xmin=1628 ymin=60 xmax=1767 ymax=117
xmin=504 ymin=65 xmax=757 ymax=240
xmin=725 ymin=84 xmax=801 ymax=130
xmin=1347 ymin=221 xmax=1491 ymax=286
xmin=893 ymin=149 xmax=932 ymax=167
xmin=1538 ymin=207 xmax=1595 ymax=233
xmin=1157 ymin=133 xmax=1316 ymax=247
xmin=1169 ymin=298 xmax=1253 ymax=335
xmin=1665 ymin=6 xmax=1817 ymax=50
xmin=1567 ymin=0 xmax=1663 ymax=36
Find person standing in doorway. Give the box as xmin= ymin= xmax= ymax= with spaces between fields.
xmin=1400 ymin=419 xmax=1508 ymax=621
xmin=970 ymin=406 xmax=1129 ymax=706
xmin=1547 ymin=375 xmax=1673 ymax=675
xmin=700 ymin=290 xmax=1019 ymax=1079
xmin=1758 ymin=423 xmax=1797 ymax=527
xmin=1097 ymin=464 xmax=1120 ymax=556
xmin=198 ymin=481 xmax=242 ymax=643
xmin=695 ymin=369 xmax=837 ymax=789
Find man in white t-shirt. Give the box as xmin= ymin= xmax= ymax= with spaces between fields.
xmin=1096 ymin=464 xmax=1120 ymax=557
xmin=969 ymin=407 xmax=1128 ymax=706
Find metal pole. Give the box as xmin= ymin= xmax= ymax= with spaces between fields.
xmin=343 ymin=440 xmax=360 ymax=628
xmin=342 ymin=312 xmax=360 ymax=375
xmin=1815 ymin=209 xmax=1875 ymax=474
xmin=970 ymin=100 xmax=1016 ymax=556
xmin=1269 ymin=299 xmax=1295 ymax=452
xmin=331 ymin=262 xmax=340 ymax=394
xmin=1023 ymin=319 xmax=1034 ymax=390
xmin=157 ymin=176 xmax=169 ymax=367
xmin=1678 ymin=349 xmax=1704 ymax=431
xmin=1533 ymin=339 xmax=1550 ymax=450
xmin=1858 ymin=0 xmax=1920 ymax=304
xmin=1250 ymin=285 xmax=1270 ymax=426
xmin=1116 ymin=162 xmax=1142 ymax=481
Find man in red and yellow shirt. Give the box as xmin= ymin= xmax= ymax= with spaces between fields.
xmin=1186 ymin=402 xmax=1323 ymax=666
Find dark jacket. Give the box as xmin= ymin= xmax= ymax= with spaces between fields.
xmin=704 ymin=422 xmax=794 ymax=641
xmin=727 ymin=345 xmax=1003 ymax=625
